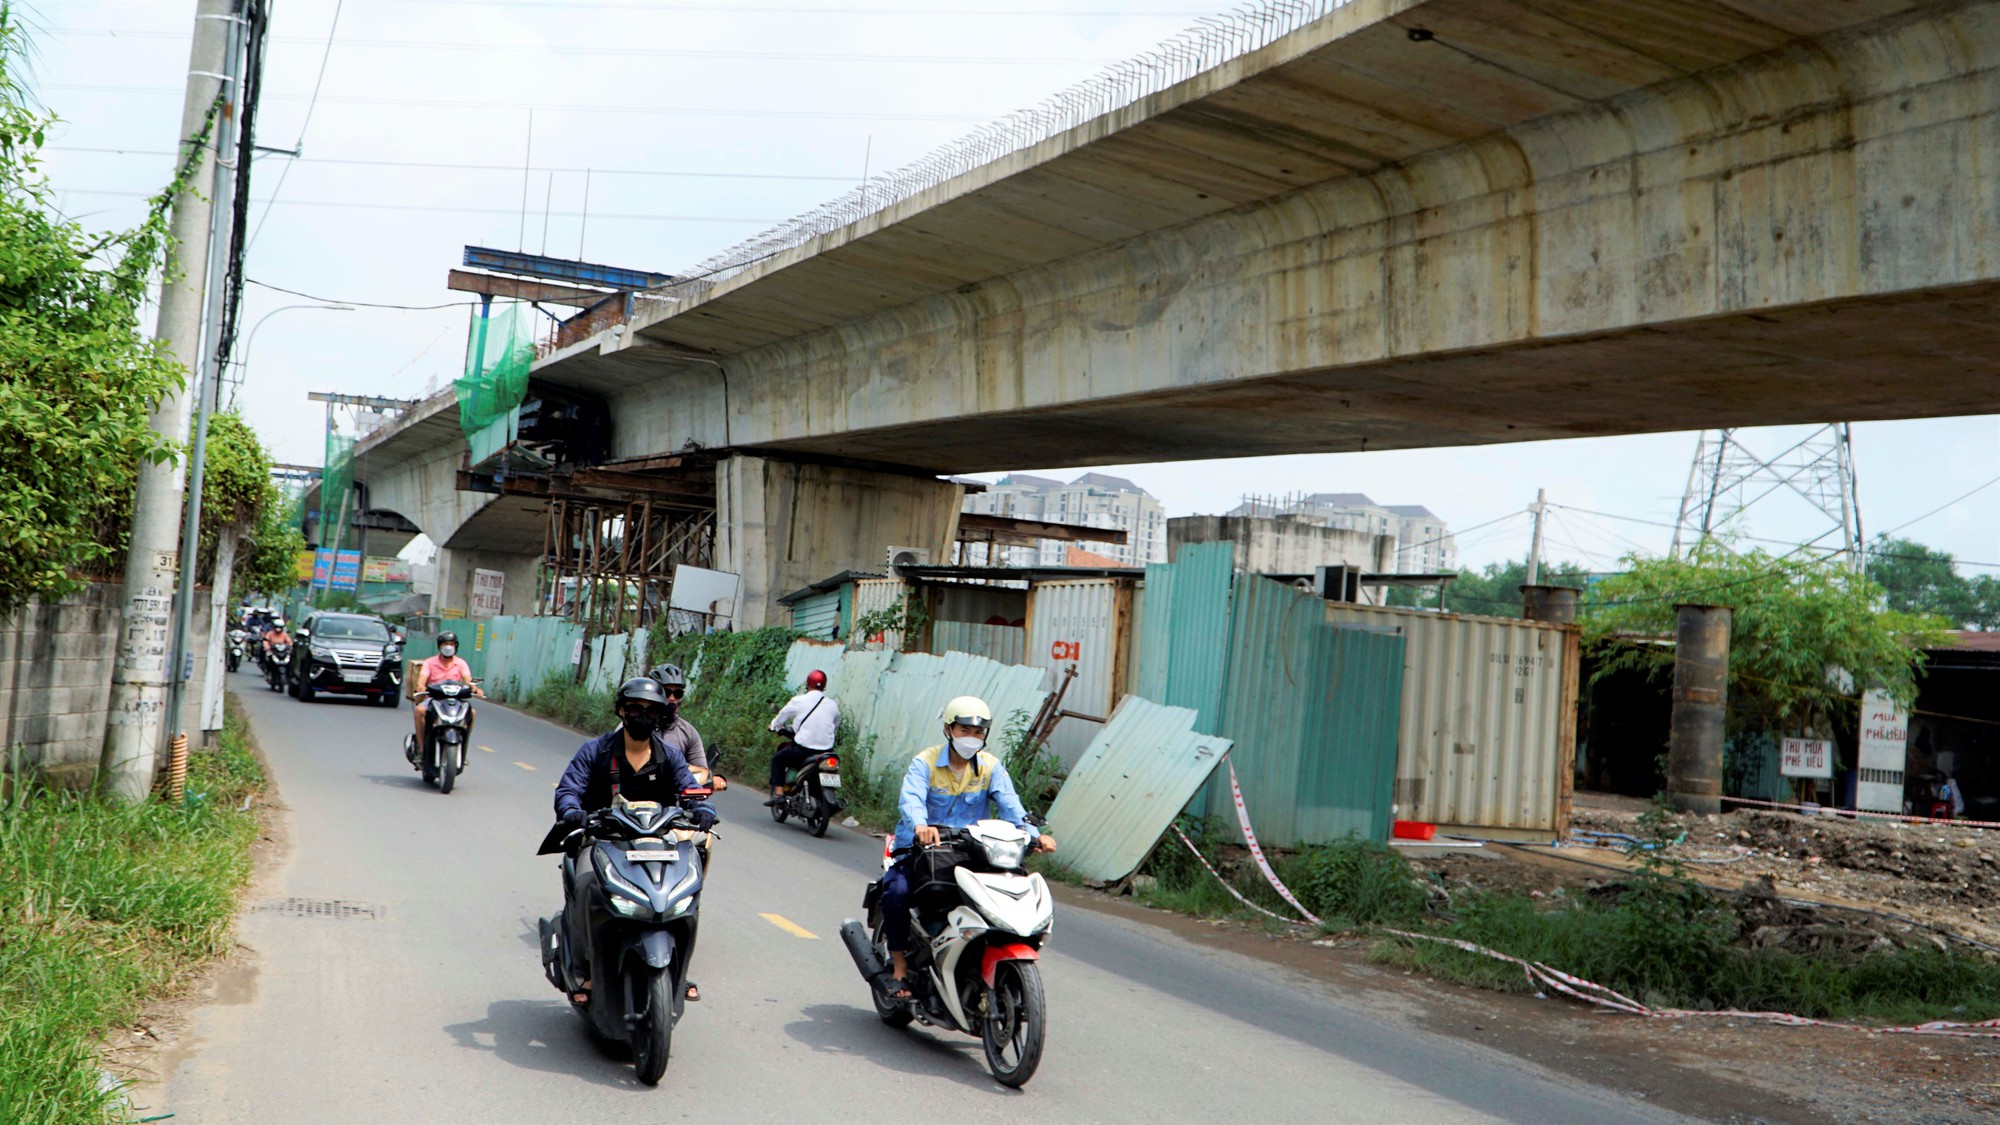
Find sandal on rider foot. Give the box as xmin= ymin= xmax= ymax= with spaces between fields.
xmin=883 ymin=978 xmax=912 ymax=1000
xmin=684 ymin=982 xmax=700 ymax=1002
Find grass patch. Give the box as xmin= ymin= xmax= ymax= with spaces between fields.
xmin=519 ymin=674 xmax=618 ymax=737
xmin=0 ymin=697 xmax=268 ymax=1125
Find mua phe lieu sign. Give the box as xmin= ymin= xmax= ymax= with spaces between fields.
xmin=1780 ymin=737 xmax=1835 ymax=779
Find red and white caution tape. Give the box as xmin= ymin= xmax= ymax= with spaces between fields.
xmin=1721 ymin=794 xmax=2000 ymax=832
xmin=1169 ymin=824 xmax=1308 ymax=927
xmin=1225 ymin=760 xmax=1324 ymax=927
xmin=1185 ymin=759 xmax=2000 ymax=1038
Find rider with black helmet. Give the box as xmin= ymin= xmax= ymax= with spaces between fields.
xmin=644 ymin=662 xmax=716 ymax=784
xmin=406 ymin=630 xmax=483 ymax=765
xmin=552 ymin=677 xmax=720 ymax=1004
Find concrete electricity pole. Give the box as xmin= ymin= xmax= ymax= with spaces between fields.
xmin=98 ymin=0 xmax=240 ymax=801
xmin=1524 ymin=488 xmax=1547 ymax=587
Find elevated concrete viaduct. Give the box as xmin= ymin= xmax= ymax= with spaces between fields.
xmin=357 ymin=0 xmax=2000 ymax=625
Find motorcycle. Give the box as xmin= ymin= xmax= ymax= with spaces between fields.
xmin=409 ymin=679 xmax=477 ymax=794
xmin=226 ymin=629 xmax=246 ymax=673
xmin=841 ymin=819 xmax=1052 ymax=1088
xmin=768 ymin=746 xmax=844 ymax=837
xmin=262 ymin=641 xmax=291 ymax=693
xmin=537 ymin=794 xmax=712 ymax=1086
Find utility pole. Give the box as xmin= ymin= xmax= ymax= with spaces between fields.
xmin=99 ymin=0 xmax=238 ymax=801
xmin=1525 ymin=488 xmax=1547 ymax=586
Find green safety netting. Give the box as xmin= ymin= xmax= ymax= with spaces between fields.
xmin=319 ymin=430 xmax=355 ymax=557
xmin=454 ymin=301 xmax=535 ymax=440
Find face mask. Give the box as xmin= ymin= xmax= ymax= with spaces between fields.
xmin=622 ymin=712 xmax=661 ymax=740
xmin=951 ymin=736 xmax=985 ymax=758
xmin=660 ymin=701 xmax=679 ymax=724
xmin=439 ymin=644 xmax=457 ymax=658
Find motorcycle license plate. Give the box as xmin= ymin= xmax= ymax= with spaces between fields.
xmin=817 ymin=774 xmax=842 ymax=789
xmin=627 ymin=849 xmax=679 ymax=863
xmin=340 ymin=670 xmax=375 ymax=683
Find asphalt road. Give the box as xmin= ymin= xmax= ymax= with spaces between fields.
xmin=150 ymin=673 xmax=1689 ymax=1124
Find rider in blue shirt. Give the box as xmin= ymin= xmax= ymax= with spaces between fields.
xmin=880 ymin=695 xmax=1056 ymax=996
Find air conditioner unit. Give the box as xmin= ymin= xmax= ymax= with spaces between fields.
xmin=887 ymin=546 xmax=931 ymax=570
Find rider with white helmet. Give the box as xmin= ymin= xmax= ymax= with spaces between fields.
xmin=878 ymin=695 xmax=1056 ymax=997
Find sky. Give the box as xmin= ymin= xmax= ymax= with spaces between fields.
xmin=21 ymin=0 xmax=2000 ymax=577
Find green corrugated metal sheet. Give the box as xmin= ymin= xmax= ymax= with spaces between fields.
xmin=1045 ymin=696 xmax=1232 ymax=882
xmin=1212 ymin=575 xmax=1403 ymax=846
xmin=790 ymin=589 xmax=841 ymax=640
xmin=1133 ymin=563 xmax=1174 ymax=701
xmin=1158 ymin=542 xmax=1234 ymax=734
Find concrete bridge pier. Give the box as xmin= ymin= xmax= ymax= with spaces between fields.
xmin=433 ymin=546 xmax=543 ymax=621
xmin=715 ymin=455 xmax=962 ymax=628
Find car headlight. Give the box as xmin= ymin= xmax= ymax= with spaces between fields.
xmin=310 ymin=644 xmax=332 ymax=659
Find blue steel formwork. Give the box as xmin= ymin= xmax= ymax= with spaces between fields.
xmin=1212 ymin=576 xmax=1404 ymax=847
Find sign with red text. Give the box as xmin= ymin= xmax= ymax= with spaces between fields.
xmin=1780 ymin=737 xmax=1834 ymax=779
xmin=1857 ymin=689 xmax=1909 ymax=812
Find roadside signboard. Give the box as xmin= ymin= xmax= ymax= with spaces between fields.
xmin=1857 ymin=689 xmax=1910 ymax=812
xmin=1779 ymin=737 xmax=1834 ymax=779
xmin=313 ymin=549 xmax=361 ymax=591
xmin=470 ymin=568 xmax=505 ymax=618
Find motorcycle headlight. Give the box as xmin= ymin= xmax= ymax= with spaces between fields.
xmin=608 ymin=893 xmax=651 ymax=919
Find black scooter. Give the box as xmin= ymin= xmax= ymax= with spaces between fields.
xmin=407 ymin=679 xmax=476 ymax=794
xmin=226 ymin=629 xmax=246 ymax=672
xmin=538 ymin=795 xmax=712 ymax=1085
xmin=769 ymin=747 xmax=845 ymax=837
xmin=262 ymin=641 xmax=291 ymax=692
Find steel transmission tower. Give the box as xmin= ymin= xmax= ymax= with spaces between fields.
xmin=1670 ymin=424 xmax=1863 ymax=567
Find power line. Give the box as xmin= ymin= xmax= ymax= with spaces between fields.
xmin=51 ymin=145 xmax=858 ymax=182
xmin=248 ymin=279 xmax=475 ymax=310
xmin=63 ymin=188 xmax=779 ymax=223
xmin=1548 ymin=502 xmax=2000 ymax=570
xmin=1876 ymin=472 xmax=2000 ymax=538
xmin=42 ymin=83 xmax=996 ymax=122
xmin=248 ymin=0 xmax=342 ymax=250
xmin=49 ymin=27 xmax=1115 ymax=64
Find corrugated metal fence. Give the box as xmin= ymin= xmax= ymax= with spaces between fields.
xmin=931 ymin=620 xmax=1025 ymax=666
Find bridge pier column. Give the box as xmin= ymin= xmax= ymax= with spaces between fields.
xmin=715 ymin=455 xmax=962 ymax=629
xmin=433 ymin=546 xmax=543 ymax=620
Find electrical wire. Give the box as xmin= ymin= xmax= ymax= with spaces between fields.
xmin=1875 ymin=471 xmax=2000 ymax=538
xmin=63 ymin=188 xmax=779 ymax=223
xmin=50 ymin=28 xmax=1115 ymax=64
xmin=41 ymin=84 xmax=997 ymax=122
xmin=247 ymin=0 xmax=340 ymax=250
xmin=248 ymin=278 xmax=476 ymax=310
xmin=1549 ymin=503 xmax=2000 ymax=570
xmin=51 ymin=146 xmax=859 ymax=182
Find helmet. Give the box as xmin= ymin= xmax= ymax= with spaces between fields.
xmin=616 ymin=677 xmax=671 ymax=710
xmin=437 ymin=631 xmax=459 ymax=648
xmin=649 ymin=663 xmax=688 ymax=691
xmin=805 ymin=669 xmax=827 ymax=691
xmin=940 ymin=695 xmax=992 ymax=731
xmin=271 ymin=617 xmax=284 ymax=628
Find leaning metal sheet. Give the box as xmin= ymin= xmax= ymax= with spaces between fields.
xmin=1045 ymin=696 xmax=1232 ymax=882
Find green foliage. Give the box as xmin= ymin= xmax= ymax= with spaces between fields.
xmin=0 ymin=13 xmax=197 ymax=611
xmin=235 ymin=490 xmax=306 ymax=602
xmin=1389 ymin=557 xmax=1591 ymax=613
xmin=850 ymin=592 xmax=930 ymax=651
xmin=996 ymin=707 xmax=1062 ymax=820
xmin=649 ymin=626 xmax=801 ymax=782
xmin=1866 ymin=535 xmax=2000 ymax=630
xmin=1581 ymin=543 xmax=1950 ymax=733
xmin=1280 ymin=838 xmax=1428 ymax=929
xmin=0 ymin=699 xmax=266 ymax=1125
xmin=1130 ymin=813 xmax=1286 ymax=917
xmin=521 ymin=672 xmax=618 ymax=736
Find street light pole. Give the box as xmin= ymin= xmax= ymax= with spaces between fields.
xmin=226 ymin=303 xmax=355 ymax=409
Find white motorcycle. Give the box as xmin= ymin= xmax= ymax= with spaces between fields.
xmin=840 ymin=819 xmax=1052 ymax=1087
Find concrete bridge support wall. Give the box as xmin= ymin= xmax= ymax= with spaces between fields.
xmin=715 ymin=456 xmax=963 ymax=628
xmin=434 ymin=547 xmax=543 ymax=620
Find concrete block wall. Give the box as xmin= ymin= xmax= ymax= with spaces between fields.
xmin=0 ymin=582 xmax=214 ymax=789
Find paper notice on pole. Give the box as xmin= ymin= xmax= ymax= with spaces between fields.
xmin=470 ymin=568 xmax=505 ymax=618
xmin=1780 ymin=737 xmax=1834 ymax=779
xmin=1857 ymin=689 xmax=1909 ymax=812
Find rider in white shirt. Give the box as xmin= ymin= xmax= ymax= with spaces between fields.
xmin=764 ymin=670 xmax=839 ymax=804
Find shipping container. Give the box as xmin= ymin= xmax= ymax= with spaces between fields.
xmin=1322 ymin=602 xmax=1579 ymax=839
xmin=1025 ymin=578 xmax=1134 ymax=765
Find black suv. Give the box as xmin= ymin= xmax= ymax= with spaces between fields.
xmin=290 ymin=612 xmax=404 ymax=705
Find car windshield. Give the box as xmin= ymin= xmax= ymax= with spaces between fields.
xmin=314 ymin=616 xmax=391 ymax=642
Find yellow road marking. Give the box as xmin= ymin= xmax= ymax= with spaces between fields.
xmin=514 ymin=761 xmax=537 ymax=772
xmin=479 ymin=744 xmax=495 ymax=753
xmin=759 ymin=913 xmax=818 ymax=939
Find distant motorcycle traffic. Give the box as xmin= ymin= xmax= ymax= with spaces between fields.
xmin=842 ymin=819 xmax=1054 ymax=1088
xmin=407 ymin=679 xmax=477 ymax=794
xmin=262 ymin=640 xmax=291 ymax=692
xmin=226 ymin=628 xmax=246 ymax=672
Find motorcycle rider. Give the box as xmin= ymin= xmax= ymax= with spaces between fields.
xmin=764 ymin=669 xmax=839 ymax=805
xmin=554 ymin=677 xmax=719 ymax=1004
xmin=259 ymin=617 xmax=291 ymax=670
xmin=879 ymin=695 xmax=1055 ymax=998
xmin=647 ymin=662 xmax=723 ymax=788
xmin=406 ymin=631 xmax=484 ymax=765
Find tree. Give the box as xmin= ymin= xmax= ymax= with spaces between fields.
xmin=236 ymin=489 xmax=306 ymax=602
xmin=1582 ymin=544 xmax=1950 ymax=734
xmin=1865 ymin=535 xmax=1996 ymax=629
xmin=1389 ymin=557 xmax=1590 ymax=612
xmin=0 ymin=11 xmax=189 ymax=613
